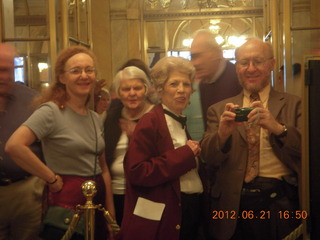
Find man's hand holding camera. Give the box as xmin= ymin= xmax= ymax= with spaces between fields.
xmin=218 ymin=100 xmax=285 ymax=146
xmin=218 ymin=103 xmax=242 ymax=146
xmin=247 ymin=101 xmax=285 ymax=136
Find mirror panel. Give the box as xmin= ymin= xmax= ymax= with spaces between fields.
xmin=3 ymin=0 xmax=48 ymax=39
xmin=6 ymin=40 xmax=49 ymax=92
xmin=146 ymin=16 xmax=264 ymax=64
xmin=292 ymin=0 xmax=320 ymax=29
xmin=79 ymin=0 xmax=89 ymax=43
xmin=68 ymin=0 xmax=78 ymax=39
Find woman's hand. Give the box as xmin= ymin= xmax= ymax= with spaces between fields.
xmin=119 ymin=118 xmax=137 ymax=137
xmin=47 ymin=174 xmax=63 ymax=192
xmin=187 ymin=140 xmax=201 ymax=157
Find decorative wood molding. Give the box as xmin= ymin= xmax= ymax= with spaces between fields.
xmin=111 ymin=7 xmax=262 ymax=20
xmin=143 ymin=7 xmax=263 ymax=20
xmin=14 ymin=15 xmax=47 ymax=26
xmin=110 ymin=11 xmax=127 ymax=20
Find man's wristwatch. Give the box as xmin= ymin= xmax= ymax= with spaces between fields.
xmin=276 ymin=124 xmax=288 ymax=138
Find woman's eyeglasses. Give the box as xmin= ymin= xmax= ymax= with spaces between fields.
xmin=65 ymin=67 xmax=96 ymax=76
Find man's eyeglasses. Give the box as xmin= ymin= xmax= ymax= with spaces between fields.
xmin=66 ymin=67 xmax=96 ymax=76
xmin=236 ymin=58 xmax=273 ymax=68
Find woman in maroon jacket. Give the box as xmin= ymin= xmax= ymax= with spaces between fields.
xmin=117 ymin=57 xmax=203 ymax=240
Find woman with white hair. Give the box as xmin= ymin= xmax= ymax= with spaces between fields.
xmin=104 ymin=66 xmax=154 ymax=226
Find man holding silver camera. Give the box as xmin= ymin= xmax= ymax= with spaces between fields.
xmin=201 ymin=39 xmax=301 ymax=240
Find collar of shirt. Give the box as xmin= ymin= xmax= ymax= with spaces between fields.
xmin=162 ymin=104 xmax=187 ymax=148
xmin=206 ymin=58 xmax=227 ymax=84
xmin=162 ymin=104 xmax=186 ymax=119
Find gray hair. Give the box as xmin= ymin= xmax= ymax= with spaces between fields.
xmin=150 ymin=56 xmax=195 ymax=93
xmin=113 ymin=66 xmax=150 ymax=98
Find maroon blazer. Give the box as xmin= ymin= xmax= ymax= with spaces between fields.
xmin=117 ymin=104 xmax=197 ymax=240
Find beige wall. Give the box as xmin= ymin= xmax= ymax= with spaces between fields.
xmin=107 ymin=0 xmax=142 ymax=86
xmin=93 ymin=0 xmax=143 ymax=89
xmin=91 ymin=0 xmax=112 ymax=88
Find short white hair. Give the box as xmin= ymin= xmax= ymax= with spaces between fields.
xmin=113 ymin=66 xmax=150 ymax=98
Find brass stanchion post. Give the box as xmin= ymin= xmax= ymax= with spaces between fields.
xmin=60 ymin=180 xmax=120 ymax=240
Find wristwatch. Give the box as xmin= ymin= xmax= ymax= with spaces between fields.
xmin=276 ymin=124 xmax=288 ymax=138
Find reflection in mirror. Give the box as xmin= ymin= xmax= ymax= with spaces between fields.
xmin=14 ymin=57 xmax=25 ymax=83
xmin=7 ymin=41 xmax=49 ymax=92
xmin=79 ymin=0 xmax=89 ymax=43
xmin=3 ymin=0 xmax=48 ymax=39
xmin=156 ymin=17 xmax=264 ymax=62
xmin=148 ymin=52 xmax=166 ymax=68
xmin=2 ymin=0 xmax=50 ymax=91
xmin=68 ymin=0 xmax=78 ymax=39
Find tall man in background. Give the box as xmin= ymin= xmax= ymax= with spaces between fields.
xmin=183 ymin=29 xmax=242 ymax=141
xmin=183 ymin=29 xmax=242 ymax=240
xmin=0 ymin=43 xmax=44 ymax=240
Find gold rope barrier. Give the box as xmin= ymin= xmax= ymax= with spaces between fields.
xmin=282 ymin=223 xmax=303 ymax=240
xmin=61 ymin=180 xmax=120 ymax=240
